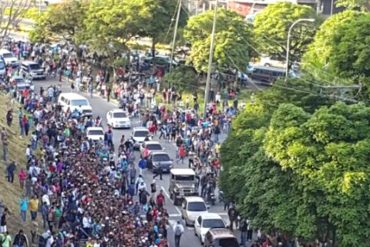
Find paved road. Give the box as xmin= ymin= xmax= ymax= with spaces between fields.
xmin=32 ymin=78 xmax=233 ymax=247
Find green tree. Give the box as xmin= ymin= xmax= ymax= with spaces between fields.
xmin=264 ymin=102 xmax=370 ymax=246
xmin=253 ymin=2 xmax=318 ymax=67
xmin=29 ymin=13 xmax=52 ymax=43
xmin=29 ymin=0 xmax=88 ymax=45
xmin=163 ymin=65 xmax=199 ymax=92
xmin=303 ymin=11 xmax=365 ymax=75
xmin=139 ymin=0 xmax=187 ymax=56
xmin=83 ymin=0 xmax=156 ymax=62
xmin=329 ymin=14 xmax=370 ymax=80
xmin=336 ymin=0 xmax=370 ymax=11
xmin=184 ymin=8 xmax=252 ymax=73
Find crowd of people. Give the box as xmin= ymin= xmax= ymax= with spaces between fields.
xmin=0 ymin=39 xmax=278 ymax=247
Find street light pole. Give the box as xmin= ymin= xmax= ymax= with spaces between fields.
xmin=169 ymin=0 xmax=182 ymax=72
xmin=203 ymin=0 xmax=218 ymax=118
xmin=285 ymin=18 xmax=315 ymax=81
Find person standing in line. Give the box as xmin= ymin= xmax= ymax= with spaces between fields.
xmin=19 ymin=195 xmax=29 ymax=223
xmin=240 ymin=218 xmax=248 ymax=246
xmin=1 ymin=231 xmax=12 ymax=247
xmin=29 ymin=195 xmax=39 ymax=221
xmin=6 ymin=109 xmax=13 ymax=127
xmin=173 ymin=221 xmax=184 ymax=247
xmin=13 ymin=229 xmax=28 ymax=247
xmin=1 ymin=128 xmax=8 ymax=162
xmin=18 ymin=169 xmax=27 ymax=190
xmin=6 ymin=162 xmax=16 ymax=183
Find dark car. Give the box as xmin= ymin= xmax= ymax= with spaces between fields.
xmin=147 ymin=151 xmax=173 ymax=173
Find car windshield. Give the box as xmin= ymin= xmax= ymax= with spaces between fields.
xmin=188 ymin=202 xmax=206 ymax=212
xmin=29 ymin=64 xmax=41 ymax=70
xmin=113 ymin=112 xmax=127 ymax=118
xmin=14 ymin=78 xmax=24 ymax=83
xmin=71 ymin=99 xmax=88 ymax=106
xmin=218 ymin=238 xmax=239 ymax=247
xmin=88 ymin=130 xmax=104 ymax=135
xmin=2 ymin=53 xmax=13 ymax=58
xmin=153 ymin=154 xmax=170 ymax=162
xmin=175 ymin=175 xmax=195 ymax=181
xmin=134 ymin=131 xmax=148 ymax=137
xmin=202 ymin=219 xmax=225 ymax=228
xmin=147 ymin=144 xmax=162 ymax=150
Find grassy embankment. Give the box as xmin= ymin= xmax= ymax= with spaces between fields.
xmin=0 ymin=92 xmax=35 ymax=236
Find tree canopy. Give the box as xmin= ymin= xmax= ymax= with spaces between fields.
xmin=184 ymin=8 xmax=252 ymax=73
xmin=335 ymin=0 xmax=370 ymax=11
xmin=253 ymin=2 xmax=318 ymax=66
xmin=30 ymin=0 xmax=88 ymax=44
xmin=303 ymin=11 xmax=370 ymax=82
xmin=220 ymin=77 xmax=370 ymax=246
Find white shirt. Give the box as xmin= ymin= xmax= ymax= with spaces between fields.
xmin=42 ymin=194 xmax=50 ymax=206
xmin=46 ymin=235 xmax=54 ymax=247
xmin=82 ymin=216 xmax=91 ymax=228
xmin=173 ymin=223 xmax=184 ymax=235
xmin=138 ymin=182 xmax=147 ymax=192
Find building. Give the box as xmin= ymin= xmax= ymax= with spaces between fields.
xmin=227 ymin=0 xmax=342 ymax=17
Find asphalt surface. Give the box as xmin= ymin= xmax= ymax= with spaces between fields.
xmin=32 ymin=77 xmax=233 ymax=247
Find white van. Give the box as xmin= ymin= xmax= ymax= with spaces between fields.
xmin=0 ymin=49 xmax=18 ymax=67
xmin=58 ymin=93 xmax=93 ymax=117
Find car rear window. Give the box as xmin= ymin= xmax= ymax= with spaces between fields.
xmin=88 ymin=130 xmax=104 ymax=135
xmin=188 ymin=202 xmax=206 ymax=212
xmin=147 ymin=144 xmax=162 ymax=150
xmin=113 ymin=112 xmax=127 ymax=118
xmin=153 ymin=154 xmax=170 ymax=162
xmin=134 ymin=130 xmax=148 ymax=137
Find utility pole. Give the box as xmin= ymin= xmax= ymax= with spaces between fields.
xmin=169 ymin=0 xmax=182 ymax=72
xmin=203 ymin=0 xmax=218 ymax=118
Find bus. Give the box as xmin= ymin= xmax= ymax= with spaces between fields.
xmin=249 ymin=66 xmax=286 ymax=85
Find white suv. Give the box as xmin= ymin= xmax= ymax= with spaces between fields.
xmin=0 ymin=49 xmax=18 ymax=67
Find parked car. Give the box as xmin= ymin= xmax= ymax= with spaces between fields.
xmin=86 ymin=127 xmax=104 ymax=141
xmin=204 ymin=228 xmax=239 ymax=247
xmin=140 ymin=141 xmax=163 ymax=157
xmin=106 ymin=109 xmax=131 ymax=129
xmin=146 ymin=151 xmax=173 ymax=173
xmin=194 ymin=213 xmax=227 ymax=244
xmin=181 ymin=196 xmax=209 ymax=226
xmin=0 ymin=49 xmax=18 ymax=67
xmin=131 ymin=127 xmax=150 ymax=150
xmin=20 ymin=60 xmax=46 ymax=79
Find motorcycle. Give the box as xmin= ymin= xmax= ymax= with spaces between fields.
xmin=218 ymin=190 xmax=224 ymax=203
xmin=206 ymin=184 xmax=216 ymax=206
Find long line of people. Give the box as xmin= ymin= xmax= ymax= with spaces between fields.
xmin=0 ymin=78 xmax=172 ymax=247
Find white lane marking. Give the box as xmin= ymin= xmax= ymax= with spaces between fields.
xmin=160 ymin=186 xmax=182 ymax=216
xmin=169 ymin=213 xmax=181 ymax=217
xmin=161 ymin=186 xmax=171 ymax=198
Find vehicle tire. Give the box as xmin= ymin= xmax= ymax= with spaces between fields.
xmin=264 ymin=63 xmax=271 ymax=67
xmin=194 ymin=229 xmax=197 ymax=236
